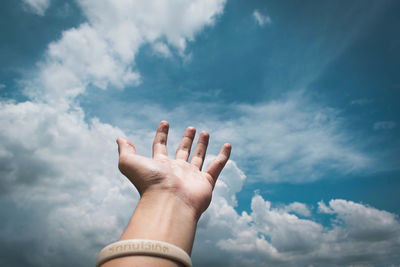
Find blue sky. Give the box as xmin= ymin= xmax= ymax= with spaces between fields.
xmin=1 ymin=0 xmax=400 ymax=266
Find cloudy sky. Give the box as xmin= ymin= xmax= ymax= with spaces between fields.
xmin=1 ymin=0 xmax=400 ymax=266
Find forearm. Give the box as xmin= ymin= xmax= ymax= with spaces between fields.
xmin=102 ymin=191 xmax=198 ymax=267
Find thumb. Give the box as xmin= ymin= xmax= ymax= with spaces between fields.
xmin=116 ymin=137 xmax=136 ymax=156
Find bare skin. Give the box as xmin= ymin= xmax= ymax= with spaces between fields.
xmin=102 ymin=121 xmax=231 ymax=266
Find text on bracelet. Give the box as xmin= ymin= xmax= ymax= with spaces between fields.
xmin=109 ymin=241 xmax=169 ymax=253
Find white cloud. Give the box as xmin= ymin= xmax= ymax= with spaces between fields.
xmin=319 ymin=199 xmax=400 ymax=242
xmin=152 ymin=42 xmax=173 ymax=58
xmin=253 ymin=9 xmax=271 ymax=26
xmin=78 ymin=0 xmax=226 ymax=52
xmin=373 ymin=121 xmax=397 ymax=130
xmin=317 ymin=200 xmax=334 ymax=214
xmin=0 ymin=100 xmax=139 ymax=265
xmin=0 ymin=83 xmax=5 ymax=89
xmin=195 ymin=193 xmax=400 ymax=266
xmin=212 ymin=159 xmax=246 ymax=207
xmin=22 ymin=0 xmax=50 ymax=16
xmin=249 ymin=195 xmax=323 ymax=254
xmin=284 ymin=202 xmax=311 ymax=217
xmin=23 ymin=0 xmax=226 ymax=105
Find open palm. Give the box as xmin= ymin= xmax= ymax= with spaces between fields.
xmin=117 ymin=121 xmax=231 ymax=218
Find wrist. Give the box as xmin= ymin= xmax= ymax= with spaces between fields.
xmin=143 ymin=190 xmax=200 ymax=220
xmin=119 ymin=190 xmax=198 ymax=255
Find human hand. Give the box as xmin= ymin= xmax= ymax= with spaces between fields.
xmin=116 ymin=121 xmax=231 ymax=220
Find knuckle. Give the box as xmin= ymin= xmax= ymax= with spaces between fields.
xmin=205 ymin=173 xmax=215 ymax=185
xmin=195 ymin=148 xmax=205 ymax=156
xmin=181 ymin=143 xmax=191 ymax=151
xmin=214 ymin=158 xmax=225 ymax=166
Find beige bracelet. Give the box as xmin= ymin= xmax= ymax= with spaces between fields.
xmin=96 ymin=239 xmax=192 ymax=267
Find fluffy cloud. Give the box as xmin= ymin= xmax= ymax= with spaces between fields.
xmin=195 ymin=194 xmax=400 ymax=266
xmin=152 ymin=42 xmax=173 ymax=58
xmin=253 ymin=9 xmax=271 ymax=26
xmin=0 ymin=100 xmax=138 ymax=266
xmin=319 ymin=199 xmax=400 ymax=242
xmin=22 ymin=0 xmax=50 ymax=16
xmin=24 ymin=0 xmax=226 ymax=105
xmin=26 ymin=23 xmax=141 ymax=104
xmin=284 ymin=202 xmax=311 ymax=217
xmin=78 ymin=0 xmax=226 ymax=51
